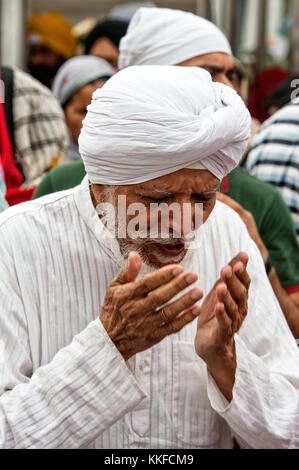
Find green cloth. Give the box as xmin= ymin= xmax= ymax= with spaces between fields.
xmin=34 ymin=162 xmax=299 ymax=291
xmin=224 ymin=167 xmax=299 ymax=292
xmin=33 ymin=160 xmax=85 ymax=197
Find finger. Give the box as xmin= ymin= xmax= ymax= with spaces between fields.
xmin=135 ymin=270 xmax=199 ymax=313
xmin=154 ymin=309 xmax=198 ymax=340
xmin=133 ymin=264 xmax=184 ymax=297
xmin=216 ymin=284 xmax=242 ymax=332
xmin=111 ymin=252 xmax=142 ymax=286
xmin=220 ymin=266 xmax=248 ymax=304
xmin=231 ymin=252 xmax=249 ymax=269
xmin=215 ymin=303 xmax=233 ymax=341
xmin=152 ymin=288 xmax=203 ymax=327
xmin=226 ymin=252 xmax=249 ymax=271
xmin=232 ymin=261 xmax=251 ymax=290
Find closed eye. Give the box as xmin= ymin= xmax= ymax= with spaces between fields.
xmin=192 ymin=193 xmax=216 ymax=203
xmin=137 ymin=193 xmax=173 ymax=202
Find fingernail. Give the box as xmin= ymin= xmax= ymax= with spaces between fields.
xmin=191 ymin=290 xmax=202 ymax=301
xmin=185 ymin=273 xmax=197 ymax=284
xmin=235 ymin=263 xmax=244 ymax=274
xmin=192 ymin=306 xmax=201 ymax=316
xmin=217 ymin=284 xmax=227 ymax=296
xmin=172 ymin=267 xmax=183 ymax=276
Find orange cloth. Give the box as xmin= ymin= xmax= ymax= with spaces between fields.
xmin=27 ymin=10 xmax=76 ymax=59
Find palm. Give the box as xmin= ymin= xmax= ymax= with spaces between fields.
xmin=195 ymin=285 xmax=225 ymax=357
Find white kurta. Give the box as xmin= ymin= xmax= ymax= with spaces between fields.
xmin=0 ymin=177 xmax=298 ymax=449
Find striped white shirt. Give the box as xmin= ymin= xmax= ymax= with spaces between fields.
xmin=246 ymin=101 xmax=299 ymax=240
xmin=0 ymin=177 xmax=298 ymax=449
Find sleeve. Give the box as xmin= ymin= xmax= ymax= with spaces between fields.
xmin=206 ymin=237 xmax=299 ymax=449
xmin=33 ymin=172 xmax=54 ymax=199
xmin=0 ymin=242 xmax=146 ymax=449
xmin=259 ymin=190 xmax=299 ymax=292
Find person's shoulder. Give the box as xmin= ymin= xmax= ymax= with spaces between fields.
xmin=50 ymin=160 xmax=85 ymax=182
xmin=230 ymin=167 xmax=280 ymax=199
xmin=271 ymin=100 xmax=299 ymax=122
xmin=260 ymin=100 xmax=299 ymax=128
xmin=211 ymin=200 xmax=248 ymax=231
xmin=206 ymin=201 xmax=251 ymax=252
xmin=13 ymin=67 xmax=56 ymax=99
xmin=35 ymin=160 xmax=86 ymax=196
xmin=0 ymin=188 xmax=76 ymax=231
xmin=12 ymin=68 xmax=64 ymax=117
xmin=250 ymin=101 xmax=299 ymax=144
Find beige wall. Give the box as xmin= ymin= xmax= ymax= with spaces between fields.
xmin=26 ymin=0 xmax=197 ymax=24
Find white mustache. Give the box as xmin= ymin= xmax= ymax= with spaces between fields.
xmin=132 ymin=231 xmax=197 ymax=245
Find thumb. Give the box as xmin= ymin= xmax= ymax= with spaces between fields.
xmin=113 ymin=251 xmax=142 ymax=285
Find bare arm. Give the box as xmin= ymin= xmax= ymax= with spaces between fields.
xmin=268 ymin=268 xmax=299 ymax=339
xmin=217 ymin=193 xmax=299 ymax=339
xmin=199 ymin=238 xmax=299 ymax=449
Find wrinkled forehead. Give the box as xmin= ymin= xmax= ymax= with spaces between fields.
xmin=116 ymin=169 xmax=220 ymax=194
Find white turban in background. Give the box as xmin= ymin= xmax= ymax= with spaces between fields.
xmin=79 ymin=65 xmax=251 ymax=185
xmin=118 ymin=7 xmax=232 ymax=70
xmin=52 ymin=56 xmax=114 ymax=106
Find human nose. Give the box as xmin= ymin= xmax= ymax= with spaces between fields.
xmin=167 ymin=200 xmax=197 ymax=238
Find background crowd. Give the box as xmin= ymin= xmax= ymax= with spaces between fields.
xmin=0 ymin=1 xmax=298 ymax=450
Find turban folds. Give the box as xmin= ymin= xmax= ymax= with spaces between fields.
xmin=119 ymin=8 xmax=232 ymax=70
xmin=79 ymin=66 xmax=251 ymax=185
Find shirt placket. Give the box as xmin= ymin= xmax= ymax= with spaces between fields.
xmin=130 ymin=349 xmax=152 ymax=437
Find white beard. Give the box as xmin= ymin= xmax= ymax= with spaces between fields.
xmin=95 ymin=187 xmax=201 ymax=279
xmin=115 ymin=238 xmax=197 ymax=281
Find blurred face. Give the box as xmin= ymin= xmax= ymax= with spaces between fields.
xmin=91 ymin=169 xmax=220 ymax=269
xmin=64 ymin=80 xmax=107 ymax=144
xmin=89 ymin=37 xmax=119 ymax=72
xmin=177 ymin=52 xmax=235 ymax=88
xmin=28 ymin=44 xmax=65 ymax=88
xmin=229 ymin=69 xmax=243 ymax=95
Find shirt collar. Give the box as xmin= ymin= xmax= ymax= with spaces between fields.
xmin=74 ymin=175 xmax=124 ymax=267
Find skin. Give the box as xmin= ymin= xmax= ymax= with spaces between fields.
xmin=267 ymin=105 xmax=280 ymax=117
xmin=28 ymin=44 xmax=63 ymax=69
xmin=64 ymin=80 xmax=107 ymax=144
xmin=92 ymin=169 xmax=220 ymax=268
xmin=229 ymin=72 xmax=242 ymax=95
xmin=217 ymin=192 xmax=299 ymax=338
xmin=176 ymin=52 xmax=299 ymax=338
xmin=93 ymin=169 xmax=251 ymax=402
xmin=177 ymin=52 xmax=235 ymax=88
xmin=89 ymin=37 xmax=119 ymax=72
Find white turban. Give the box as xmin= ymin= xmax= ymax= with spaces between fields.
xmin=119 ymin=7 xmax=232 ymax=70
xmin=79 ymin=66 xmax=251 ymax=185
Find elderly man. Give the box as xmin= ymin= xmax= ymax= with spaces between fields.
xmin=118 ymin=7 xmax=299 ymax=338
xmin=0 ymin=66 xmax=298 ymax=449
